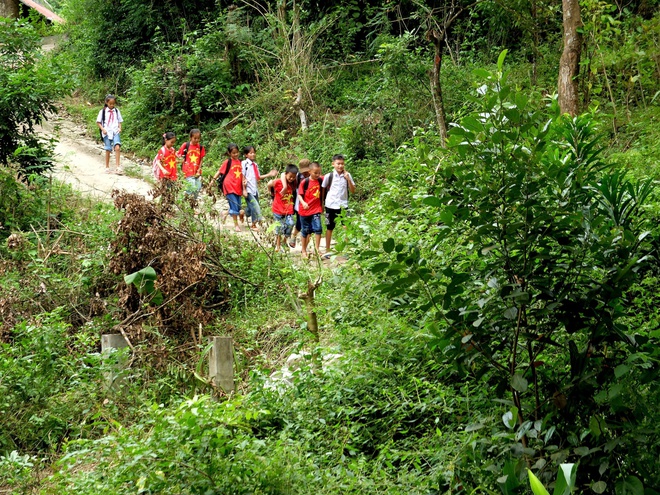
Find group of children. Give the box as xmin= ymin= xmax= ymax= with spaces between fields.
xmin=269 ymin=157 xmax=356 ymax=258
xmin=207 ymin=145 xmax=356 ymax=258
xmin=97 ymin=96 xmax=356 ymax=258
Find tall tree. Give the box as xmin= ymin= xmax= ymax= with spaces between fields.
xmin=557 ymin=0 xmax=582 ymax=115
xmin=0 ymin=0 xmax=19 ymax=18
xmin=415 ymin=0 xmax=481 ymax=146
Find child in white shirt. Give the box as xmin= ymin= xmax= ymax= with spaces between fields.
xmin=96 ymin=94 xmax=124 ymax=174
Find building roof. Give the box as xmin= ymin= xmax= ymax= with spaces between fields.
xmin=19 ymin=0 xmax=65 ymax=23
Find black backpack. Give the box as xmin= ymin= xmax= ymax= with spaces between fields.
xmin=216 ymin=159 xmax=232 ymax=192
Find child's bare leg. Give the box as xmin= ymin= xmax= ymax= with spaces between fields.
xmin=275 ymin=235 xmax=281 ymax=250
xmin=114 ymin=145 xmax=121 ymax=169
xmin=231 ymin=214 xmax=241 ymax=232
xmin=325 ymin=229 xmax=333 ymax=253
xmin=314 ymin=234 xmax=322 ymax=254
xmin=104 ymin=150 xmax=111 ymax=170
xmin=288 ymin=227 xmax=298 ymax=247
xmin=301 ymin=235 xmax=309 ymax=258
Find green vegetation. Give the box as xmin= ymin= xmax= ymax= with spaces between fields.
xmin=0 ymin=19 xmax=64 ymax=175
xmin=1 ymin=0 xmax=660 ymax=494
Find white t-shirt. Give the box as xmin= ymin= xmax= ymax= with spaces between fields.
xmin=322 ymin=170 xmax=355 ymax=209
xmin=96 ymin=107 xmax=123 ymax=139
xmin=242 ymin=159 xmax=261 ymax=196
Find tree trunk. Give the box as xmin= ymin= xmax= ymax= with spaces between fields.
xmin=0 ymin=0 xmax=20 ymax=18
xmin=558 ymin=0 xmax=583 ymax=116
xmin=430 ymin=31 xmax=448 ymax=146
xmin=531 ymin=0 xmax=539 ymax=87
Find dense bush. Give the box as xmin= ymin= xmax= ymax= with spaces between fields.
xmin=0 ymin=310 xmax=103 ymax=455
xmin=364 ymin=60 xmax=660 ymax=491
xmin=0 ymin=19 xmax=60 ymax=175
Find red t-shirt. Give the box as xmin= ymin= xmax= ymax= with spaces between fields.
xmin=297 ymin=177 xmax=323 ymax=216
xmin=219 ymin=158 xmax=243 ymax=196
xmin=272 ymin=179 xmax=295 ymax=216
xmin=156 ymin=146 xmax=178 ymax=180
xmin=178 ymin=143 xmax=205 ymax=178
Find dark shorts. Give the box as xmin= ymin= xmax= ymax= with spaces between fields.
xmin=295 ymin=212 xmax=301 ymax=232
xmin=325 ymin=207 xmax=343 ymax=231
xmin=300 ymin=213 xmax=322 ymax=238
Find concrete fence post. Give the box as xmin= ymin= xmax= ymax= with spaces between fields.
xmin=209 ymin=336 xmax=235 ymax=393
xmin=101 ymin=333 xmax=129 ymax=389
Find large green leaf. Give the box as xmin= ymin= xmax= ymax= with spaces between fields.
xmin=553 ymin=463 xmax=577 ymax=495
xmin=527 ymin=469 xmax=550 ymax=495
xmin=124 ymin=266 xmax=158 ymax=295
xmin=615 ymin=476 xmax=644 ymax=495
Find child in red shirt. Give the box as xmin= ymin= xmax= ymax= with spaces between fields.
xmin=212 ymin=143 xmax=246 ymax=232
xmin=267 ymin=164 xmax=298 ymax=251
xmin=154 ymin=132 xmax=178 ymax=182
xmin=298 ymin=162 xmax=324 ymax=258
xmin=177 ymin=128 xmax=205 ymax=199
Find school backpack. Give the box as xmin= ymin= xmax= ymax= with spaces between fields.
xmin=302 ymin=177 xmax=324 ymax=203
xmin=216 ymin=159 xmax=232 ymax=192
xmin=152 ymin=146 xmax=167 ymax=179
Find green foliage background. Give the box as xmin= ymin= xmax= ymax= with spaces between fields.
xmin=1 ymin=0 xmax=660 ymax=494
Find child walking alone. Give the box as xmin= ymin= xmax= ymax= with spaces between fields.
xmin=153 ymin=132 xmax=178 ymax=182
xmin=298 ymin=162 xmax=324 ymax=258
xmin=322 ymin=154 xmax=356 ymax=254
xmin=212 ymin=143 xmax=246 ymax=232
xmin=96 ymin=94 xmax=124 ymax=174
xmin=177 ymin=129 xmax=205 ymax=199
xmin=267 ymin=164 xmax=298 ymax=251
xmin=242 ymin=145 xmax=277 ymax=230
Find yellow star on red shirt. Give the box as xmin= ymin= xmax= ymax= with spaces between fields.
xmin=233 ymin=168 xmax=242 ymax=178
xmin=189 ymin=154 xmax=199 ymax=164
xmin=312 ymin=188 xmax=320 ymax=199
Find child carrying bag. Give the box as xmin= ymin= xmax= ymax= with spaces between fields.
xmin=152 ymin=146 xmax=167 ymax=179
xmin=216 ymin=159 xmax=232 ymax=192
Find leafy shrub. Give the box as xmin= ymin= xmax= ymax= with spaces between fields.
xmin=366 ymin=56 xmax=659 ymax=490
xmin=0 ymin=168 xmax=45 ymax=238
xmin=54 ymin=395 xmax=314 ymax=495
xmin=0 ymin=309 xmax=103 ymax=454
xmin=0 ymin=19 xmax=60 ymax=175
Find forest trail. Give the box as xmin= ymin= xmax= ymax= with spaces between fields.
xmin=38 ymin=110 xmax=341 ymax=260
xmin=39 ymin=112 xmax=153 ymax=199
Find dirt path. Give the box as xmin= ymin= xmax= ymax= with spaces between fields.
xmin=40 ymin=113 xmax=154 ymax=199
xmin=39 ymin=111 xmax=342 ymax=261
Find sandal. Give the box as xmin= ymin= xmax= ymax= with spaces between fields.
xmin=234 ymin=225 xmax=242 ymax=233
xmin=116 ymin=168 xmax=124 ymax=175
xmin=288 ymin=237 xmax=296 ymax=248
